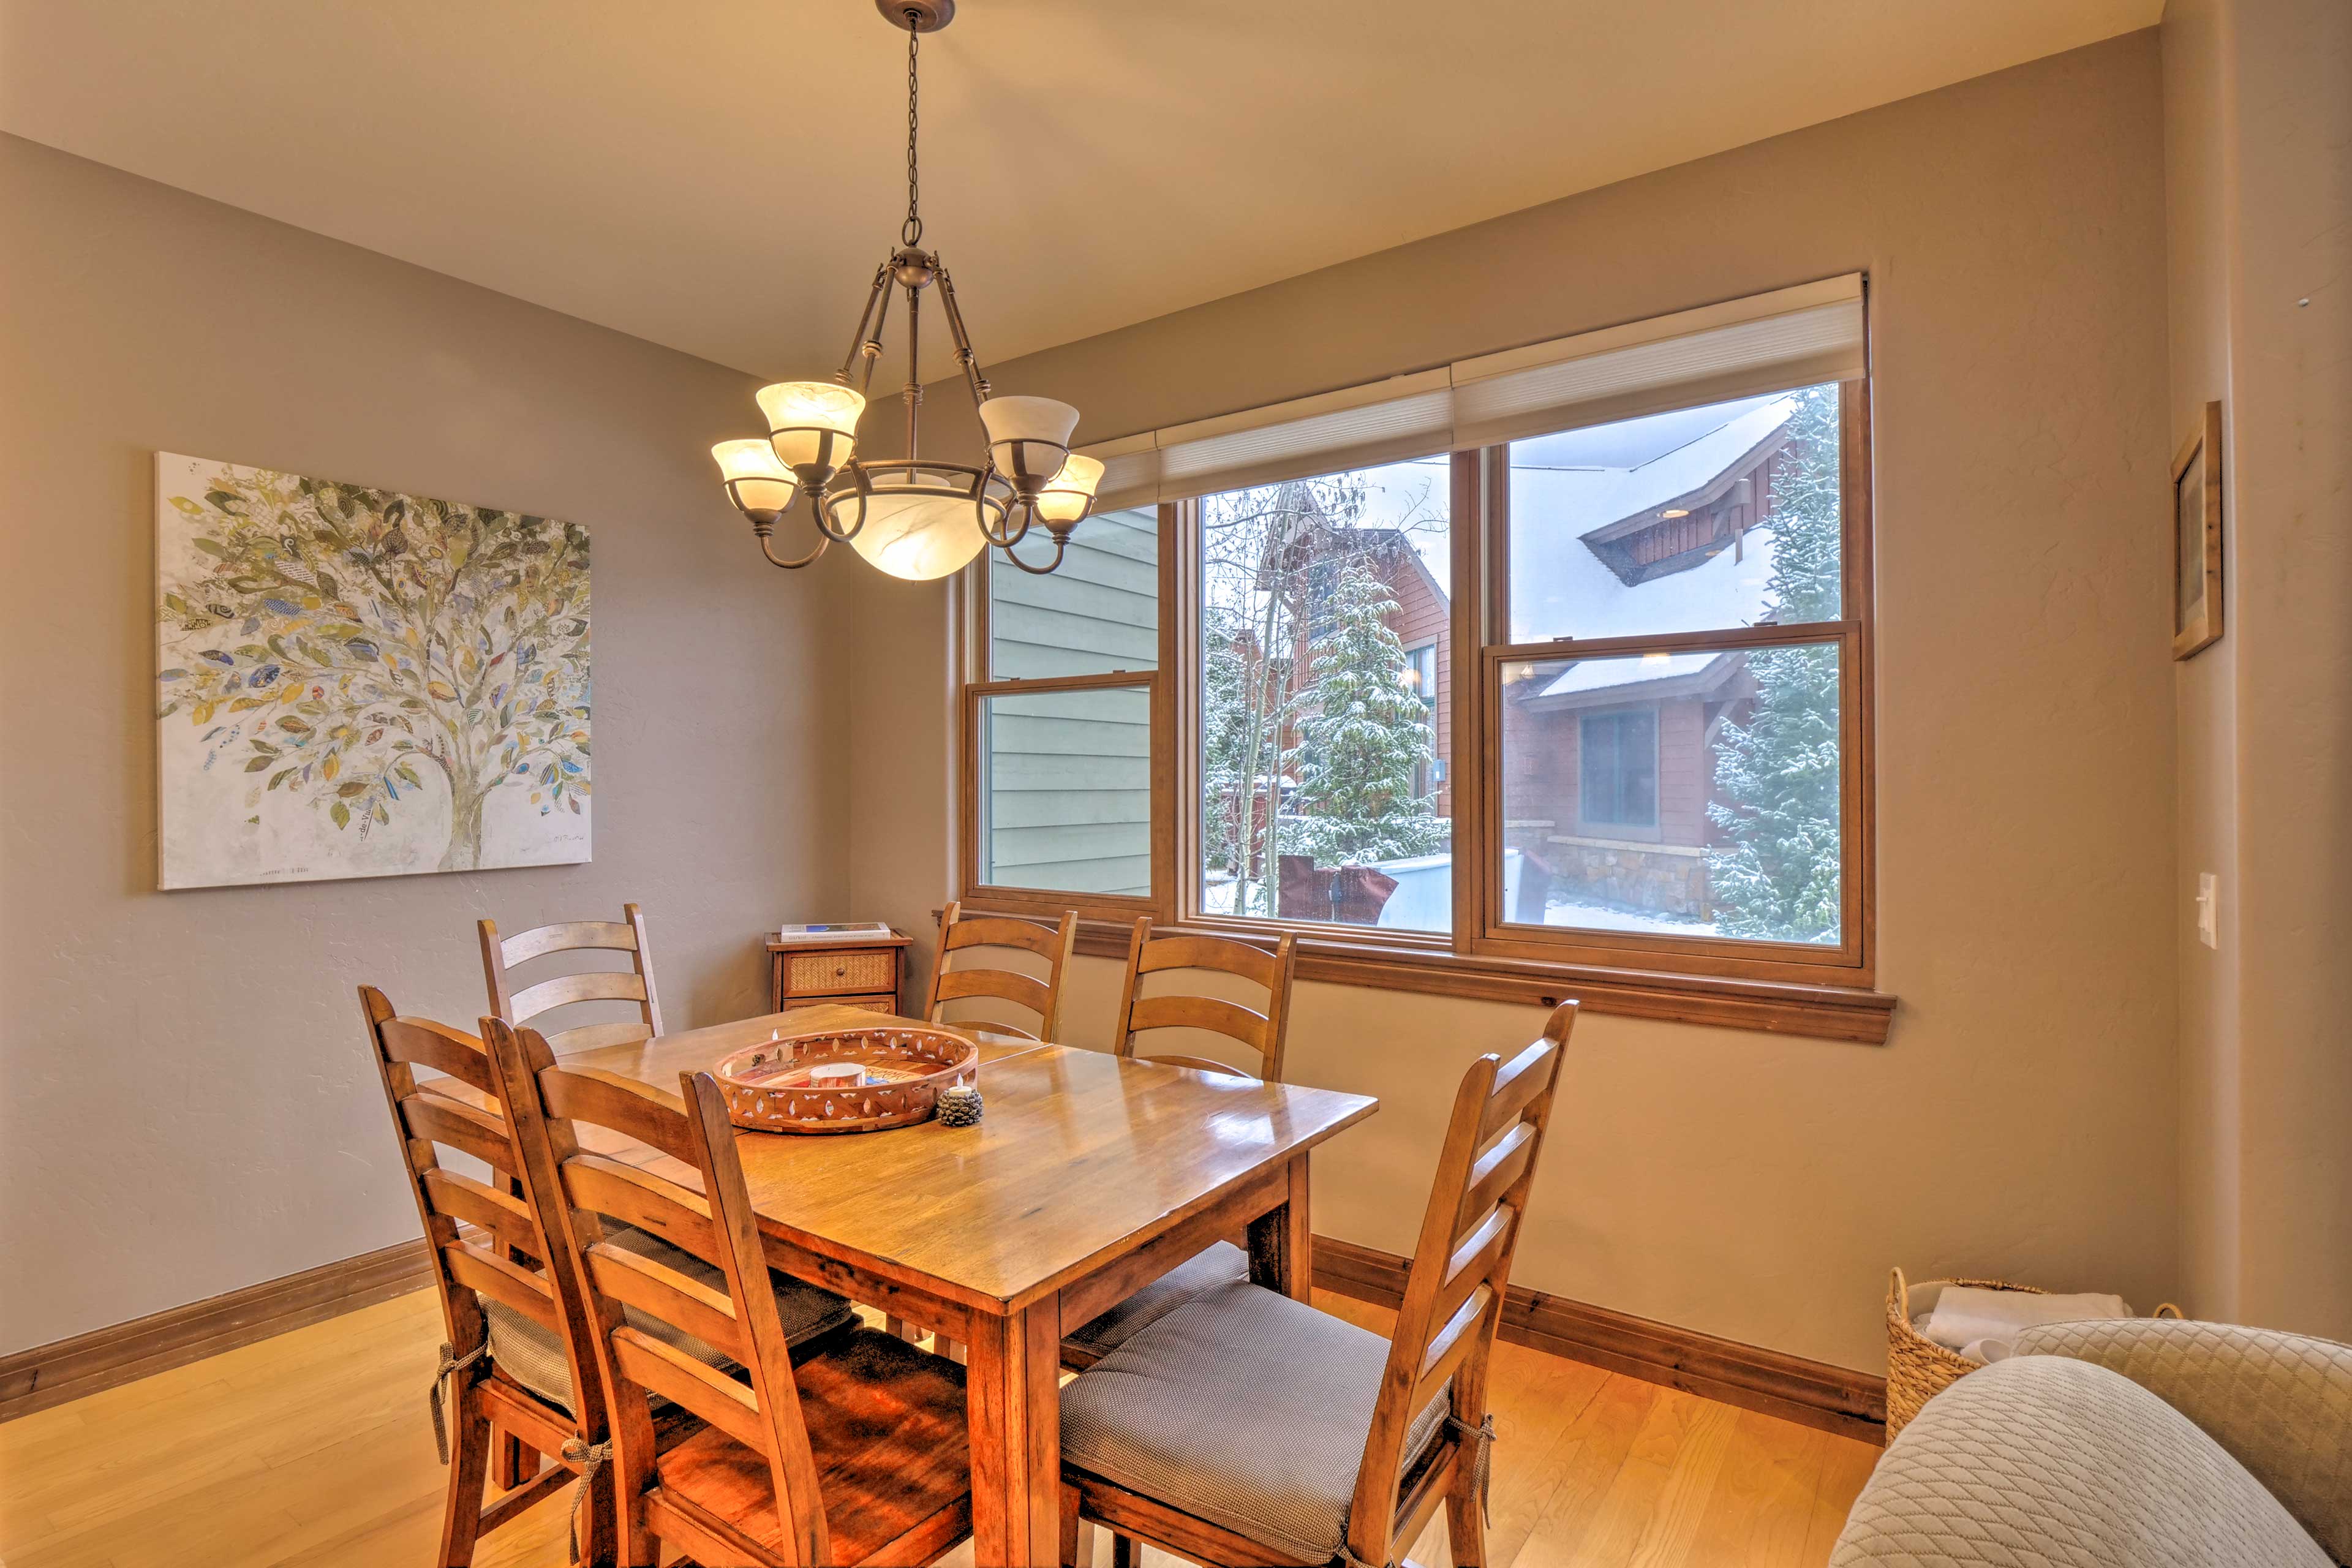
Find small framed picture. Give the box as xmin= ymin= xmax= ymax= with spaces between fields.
xmin=2171 ymin=401 xmax=2223 ymax=660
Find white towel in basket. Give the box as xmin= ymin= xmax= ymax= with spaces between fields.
xmin=1922 ymin=1286 xmax=2131 ymax=1351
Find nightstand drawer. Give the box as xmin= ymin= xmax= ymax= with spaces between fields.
xmin=782 ymin=992 xmax=895 ymax=1016
xmin=786 ymin=948 xmax=899 ymax=997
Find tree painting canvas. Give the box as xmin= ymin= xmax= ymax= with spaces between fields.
xmin=153 ymin=453 xmax=592 ymax=889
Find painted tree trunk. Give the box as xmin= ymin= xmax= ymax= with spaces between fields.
xmin=441 ymin=781 xmax=489 ymax=872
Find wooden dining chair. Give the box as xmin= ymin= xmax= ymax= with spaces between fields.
xmin=486 ymin=1020 xmax=974 ymax=1567
xmin=356 ymin=986 xmax=613 ymax=1567
xmin=1056 ymin=1001 xmax=1577 ymax=1568
xmin=1060 ymin=919 xmax=1302 ymax=1373
xmin=1110 ymin=916 xmax=1298 ymax=1081
xmin=919 ymin=900 xmax=1079 ymax=1042
xmin=480 ymin=903 xmax=663 ymax=1054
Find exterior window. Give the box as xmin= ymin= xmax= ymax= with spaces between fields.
xmin=955 ymin=281 xmax=1878 ymax=1035
xmin=962 ymin=508 xmax=1163 ymax=916
xmin=1489 ymin=383 xmax=1861 ymax=956
xmin=1196 ymin=459 xmax=1452 ymax=931
xmin=1576 ymin=707 xmax=1658 ymax=829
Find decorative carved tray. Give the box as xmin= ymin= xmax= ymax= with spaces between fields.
xmin=712 ymin=1025 xmax=980 ymax=1135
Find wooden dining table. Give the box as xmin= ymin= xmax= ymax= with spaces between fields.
xmin=558 ymin=1001 xmax=1379 ymax=1566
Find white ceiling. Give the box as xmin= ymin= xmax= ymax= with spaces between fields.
xmin=1 ymin=1 xmax=2158 ymax=385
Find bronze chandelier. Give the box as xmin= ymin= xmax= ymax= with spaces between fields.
xmin=710 ymin=0 xmax=1101 ymax=579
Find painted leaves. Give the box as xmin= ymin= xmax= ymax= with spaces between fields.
xmin=157 ymin=462 xmax=590 ymax=860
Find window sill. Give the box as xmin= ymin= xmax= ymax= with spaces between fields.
xmin=1036 ymin=914 xmax=1896 ymax=1044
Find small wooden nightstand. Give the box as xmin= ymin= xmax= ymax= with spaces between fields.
xmin=766 ymin=929 xmax=913 ymax=1017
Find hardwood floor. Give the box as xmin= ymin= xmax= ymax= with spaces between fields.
xmin=0 ymin=1287 xmax=1876 ymax=1567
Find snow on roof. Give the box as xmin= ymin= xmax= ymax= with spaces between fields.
xmin=1531 ymin=650 xmax=1722 ymax=699
xmin=1508 ymin=394 xmax=1793 ymax=641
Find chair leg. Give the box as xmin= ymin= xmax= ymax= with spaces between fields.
xmin=1060 ymin=1484 xmax=1085 ymax=1568
xmin=1445 ymin=1484 xmax=1488 ymax=1568
xmin=937 ymin=1335 xmax=967 ymax=1365
xmin=1109 ymin=1531 xmax=1140 ymax=1568
xmin=489 ymin=1428 xmax=537 ymax=1490
xmin=578 ymin=1441 xmax=619 ymax=1568
xmin=435 ymin=1375 xmax=491 ymax=1568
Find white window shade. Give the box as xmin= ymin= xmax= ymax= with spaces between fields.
xmin=1450 ymin=275 xmax=1866 ymax=448
xmin=1074 ymin=274 xmax=1865 ymax=507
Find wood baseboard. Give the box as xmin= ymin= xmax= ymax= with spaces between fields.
xmin=4 ymin=1225 xmax=1888 ymax=1447
xmin=0 ymin=1237 xmax=434 ymax=1424
xmin=1314 ymin=1235 xmax=1888 ymax=1446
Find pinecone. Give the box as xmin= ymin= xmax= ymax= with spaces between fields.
xmin=935 ymin=1083 xmax=983 ymax=1127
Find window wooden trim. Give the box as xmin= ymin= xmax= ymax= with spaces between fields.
xmin=954 ymin=382 xmax=1891 ymax=1042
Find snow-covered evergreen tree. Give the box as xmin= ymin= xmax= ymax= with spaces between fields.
xmin=1705 ymin=386 xmax=1843 ymax=941
xmin=1286 ymin=557 xmax=1448 ymax=866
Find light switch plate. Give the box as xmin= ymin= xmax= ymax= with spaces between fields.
xmin=2196 ymin=872 xmax=2219 ymax=949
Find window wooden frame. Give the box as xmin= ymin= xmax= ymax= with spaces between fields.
xmin=953 ymin=380 xmax=1890 ymax=1043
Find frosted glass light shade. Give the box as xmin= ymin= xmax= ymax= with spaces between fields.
xmin=755 ymin=381 xmax=865 ymax=473
xmin=979 ymin=394 xmax=1080 ymax=482
xmin=1034 ymin=453 xmax=1104 ymax=525
xmin=847 ymin=484 xmax=990 ymax=580
xmin=712 ymin=439 xmax=796 ymax=517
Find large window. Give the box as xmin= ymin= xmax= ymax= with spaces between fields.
xmin=962 ymin=508 xmax=1163 ymax=918
xmin=1196 ymin=459 xmax=1452 ymax=931
xmin=958 ymin=277 xmax=1884 ymax=1036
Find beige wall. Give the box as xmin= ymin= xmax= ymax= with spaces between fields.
xmin=2163 ymin=0 xmax=2352 ymax=1342
xmin=0 ymin=135 xmax=854 ymax=1354
xmin=846 ymin=34 xmax=2182 ymax=1373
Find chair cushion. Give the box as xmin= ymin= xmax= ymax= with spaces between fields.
xmin=1061 ymin=1280 xmax=1450 ymax=1563
xmin=1830 ymin=1354 xmax=2331 ymax=1568
xmin=1063 ymin=1239 xmax=1250 ymax=1358
xmin=481 ymin=1225 xmax=856 ymax=1411
xmin=654 ymin=1326 xmax=970 ymax=1563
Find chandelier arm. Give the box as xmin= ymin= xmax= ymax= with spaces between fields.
xmin=855 ymin=269 xmax=895 ymax=398
xmin=902 ymin=273 xmax=922 ymax=458
xmin=934 ymin=265 xmax=992 ymax=404
xmin=997 ymin=529 xmax=1069 ymax=576
xmin=819 ymin=467 xmax=873 ymax=541
xmin=973 ymin=469 xmax=1028 ymax=548
xmin=837 ymin=263 xmax=891 ymax=386
xmin=752 ymin=523 xmax=828 ymax=570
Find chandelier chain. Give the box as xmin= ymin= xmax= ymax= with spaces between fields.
xmin=902 ymin=20 xmax=922 ymax=246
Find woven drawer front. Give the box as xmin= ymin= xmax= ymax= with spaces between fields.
xmin=783 ymin=993 xmax=893 ymax=1014
xmin=787 ymin=949 xmax=896 ymax=995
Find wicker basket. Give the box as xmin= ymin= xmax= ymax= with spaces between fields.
xmin=1886 ymin=1268 xmax=2046 ymax=1438
xmin=1887 ymin=1268 xmax=2183 ymax=1438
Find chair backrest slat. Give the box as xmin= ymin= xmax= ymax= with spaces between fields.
xmin=485 ymin=1019 xmax=835 ymax=1565
xmin=421 ymin=1167 xmax=543 ymax=1257
xmin=1343 ymin=1001 xmax=1575 ymax=1568
xmin=481 ymin=904 xmax=663 ymax=1052
xmin=377 ymin=1016 xmax=501 ymax=1094
xmin=1111 ymin=918 xmax=1298 ymax=1081
xmin=503 ymin=919 xmax=638 ymax=967
xmin=541 ymin=1070 xmax=699 ymax=1165
xmin=401 ymin=1092 xmax=524 ymax=1178
xmin=586 ymin=1242 xmax=754 ymax=1365
xmin=609 ymin=1327 xmax=770 ymax=1449
xmin=922 ymin=900 xmax=1079 ymax=1042
xmin=447 ymin=1242 xmax=564 ymax=1329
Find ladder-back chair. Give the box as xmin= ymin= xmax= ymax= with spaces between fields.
xmin=919 ymin=900 xmax=1078 ymax=1042
xmin=480 ymin=904 xmax=663 ymax=1054
xmin=1057 ymin=1001 xmax=1577 ymax=1568
xmin=486 ymin=1020 xmax=973 ymax=1567
xmin=1061 ymin=919 xmax=1302 ymax=1374
xmin=1110 ymin=916 xmax=1298 ymax=1081
xmin=356 ymin=986 xmax=612 ymax=1567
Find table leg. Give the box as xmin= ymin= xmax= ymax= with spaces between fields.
xmin=1246 ymin=1151 xmax=1314 ymax=1301
xmin=966 ymin=1295 xmax=1061 ymax=1566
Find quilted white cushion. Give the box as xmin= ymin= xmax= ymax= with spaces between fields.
xmin=2011 ymin=1318 xmax=2352 ymax=1566
xmin=1832 ymin=1355 xmax=2329 ymax=1567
